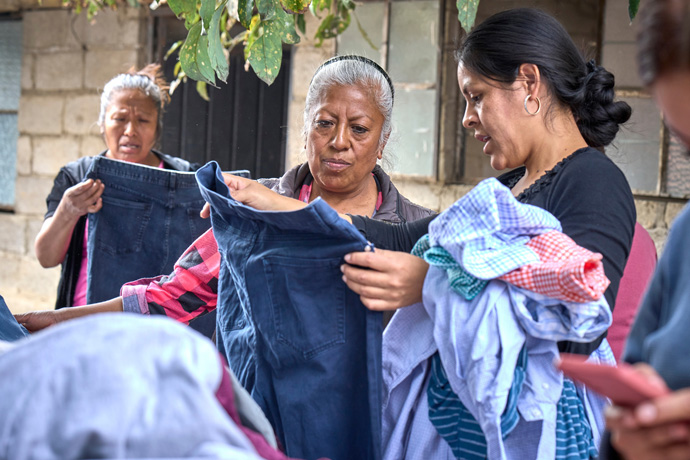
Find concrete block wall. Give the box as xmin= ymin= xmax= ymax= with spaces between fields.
xmin=2 ymin=5 xmax=147 ymax=313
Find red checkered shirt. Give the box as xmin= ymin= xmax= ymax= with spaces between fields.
xmin=121 ymin=228 xmax=220 ymax=323
xmin=499 ymin=230 xmax=610 ymax=303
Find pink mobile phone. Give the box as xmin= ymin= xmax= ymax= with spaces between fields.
xmin=556 ymin=353 xmax=670 ymax=407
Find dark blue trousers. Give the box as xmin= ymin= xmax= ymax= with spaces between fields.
xmin=0 ymin=296 xmax=29 ymax=342
xmin=196 ymin=161 xmax=383 ymax=460
xmin=85 ymin=157 xmax=211 ymax=305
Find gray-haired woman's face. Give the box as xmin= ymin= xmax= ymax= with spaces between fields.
xmin=101 ymin=89 xmax=159 ymax=164
xmin=306 ymin=84 xmax=386 ymax=194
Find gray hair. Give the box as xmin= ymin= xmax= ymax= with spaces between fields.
xmin=98 ymin=73 xmax=165 ymax=138
xmin=303 ymin=56 xmax=394 ymax=151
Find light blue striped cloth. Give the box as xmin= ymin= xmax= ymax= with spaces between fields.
xmin=428 ymin=178 xmax=561 ymax=280
xmin=412 ymin=234 xmax=488 ymax=301
xmin=428 ymin=349 xmax=597 ymax=460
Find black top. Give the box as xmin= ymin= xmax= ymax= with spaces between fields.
xmin=45 ymin=150 xmax=199 ymax=308
xmin=352 ymin=147 xmax=636 ymax=355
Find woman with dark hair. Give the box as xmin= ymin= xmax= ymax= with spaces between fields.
xmin=344 ymin=7 xmax=635 ymax=356
xmin=215 ymin=8 xmax=637 ymax=458
xmin=602 ymin=1 xmax=690 ymax=459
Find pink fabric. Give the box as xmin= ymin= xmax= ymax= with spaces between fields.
xmin=609 ymin=223 xmax=657 ymax=361
xmin=499 ymin=230 xmax=610 ymax=303
xmin=72 ymin=220 xmax=89 ymax=306
xmin=214 ymin=356 xmax=326 ymax=460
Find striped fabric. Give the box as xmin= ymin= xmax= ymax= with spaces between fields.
xmin=499 ymin=230 xmax=610 ymax=303
xmin=412 ymin=234 xmax=488 ymax=301
xmin=428 ymin=351 xmax=596 ymax=460
xmin=427 ymin=349 xmax=526 ymax=460
xmin=555 ymin=379 xmax=598 ymax=460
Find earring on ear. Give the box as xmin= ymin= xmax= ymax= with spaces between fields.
xmin=524 ymin=94 xmax=541 ymax=116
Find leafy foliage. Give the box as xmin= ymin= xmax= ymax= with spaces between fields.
xmin=457 ymin=0 xmax=478 ymax=33
xmin=64 ymin=0 xmax=646 ymax=86
xmin=628 ymin=0 xmax=640 ymax=21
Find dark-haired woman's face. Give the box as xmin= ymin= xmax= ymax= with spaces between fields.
xmin=458 ymin=64 xmax=535 ymax=171
xmin=651 ymin=70 xmax=690 ymax=149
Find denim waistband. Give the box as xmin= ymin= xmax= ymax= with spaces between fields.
xmin=196 ymin=161 xmax=368 ymax=242
xmin=88 ymin=156 xmax=250 ymax=189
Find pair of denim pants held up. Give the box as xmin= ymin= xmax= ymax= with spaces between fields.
xmin=196 ymin=161 xmax=383 ymax=460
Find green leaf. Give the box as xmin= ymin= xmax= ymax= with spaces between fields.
xmin=274 ymin=8 xmax=301 ymax=44
xmin=164 ymin=40 xmax=183 ymax=61
xmin=628 ymin=0 xmax=640 ymax=21
xmin=247 ymin=19 xmax=283 ymax=85
xmin=238 ymin=0 xmax=255 ymax=28
xmin=295 ymin=13 xmax=306 ymax=35
xmin=353 ymin=11 xmax=377 ymax=51
xmin=457 ymin=0 xmax=479 ymax=33
xmin=209 ymin=0 xmax=230 ymax=82
xmin=168 ymin=0 xmax=197 ymax=18
xmin=196 ymin=80 xmax=211 ymax=101
xmin=256 ymin=0 xmax=275 ymax=17
xmin=197 ymin=34 xmax=217 ymax=84
xmin=200 ymin=0 xmax=216 ymax=31
xmin=244 ymin=14 xmax=261 ymax=59
xmin=279 ymin=0 xmax=310 ymax=14
xmin=180 ymin=21 xmax=213 ymax=84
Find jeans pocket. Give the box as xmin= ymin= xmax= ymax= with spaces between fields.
xmin=263 ymin=255 xmax=346 ymax=360
xmin=186 ymin=203 xmax=211 ymax=241
xmin=94 ymin=195 xmax=152 ymax=255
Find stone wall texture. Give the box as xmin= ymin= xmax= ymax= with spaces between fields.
xmin=2 ymin=5 xmax=146 ymax=313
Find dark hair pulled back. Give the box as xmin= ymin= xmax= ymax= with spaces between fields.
xmin=456 ymin=8 xmax=631 ymax=148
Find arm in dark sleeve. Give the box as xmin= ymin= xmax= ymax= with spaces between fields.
xmin=44 ymin=168 xmax=79 ymax=219
xmin=350 ymin=215 xmax=436 ymax=252
xmin=547 ymin=156 xmax=636 ymax=355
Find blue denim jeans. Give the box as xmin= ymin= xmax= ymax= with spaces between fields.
xmin=85 ymin=157 xmax=211 ymax=304
xmin=196 ymin=161 xmax=383 ymax=460
xmin=0 ymin=295 xmax=29 ymax=342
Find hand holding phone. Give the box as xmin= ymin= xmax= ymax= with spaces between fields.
xmin=555 ymin=353 xmax=670 ymax=407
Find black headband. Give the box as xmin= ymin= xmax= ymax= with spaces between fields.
xmin=313 ymin=54 xmax=395 ymax=101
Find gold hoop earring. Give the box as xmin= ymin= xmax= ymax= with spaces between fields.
xmin=524 ymin=94 xmax=541 ymax=116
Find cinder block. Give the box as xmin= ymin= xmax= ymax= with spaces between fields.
xmin=83 ymin=8 xmax=144 ymax=48
xmin=22 ymin=9 xmax=82 ymax=51
xmin=14 ymin=175 xmax=56 ymax=216
xmin=16 ymin=135 xmax=31 ymax=176
xmin=18 ymin=95 xmax=64 ymax=135
xmin=634 ymin=199 xmax=663 ymax=229
xmin=21 ymin=53 xmax=33 ymax=90
xmin=64 ymin=94 xmax=100 ymax=135
xmin=84 ymin=49 xmax=140 ymax=90
xmin=35 ymin=51 xmax=84 ymax=90
xmin=80 ymin=135 xmax=106 ymax=158
xmin=32 ymin=136 xmax=80 ymax=177
xmin=0 ymin=214 xmax=27 ymax=254
xmin=665 ymin=202 xmax=687 ymax=229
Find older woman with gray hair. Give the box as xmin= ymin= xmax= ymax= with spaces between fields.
xmin=19 ymin=55 xmax=434 ymax=350
xmin=34 ymin=64 xmax=198 ymax=309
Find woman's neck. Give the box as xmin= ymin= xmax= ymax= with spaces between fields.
xmin=513 ymin=116 xmax=588 ymax=196
xmin=310 ymin=175 xmax=378 ymax=216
